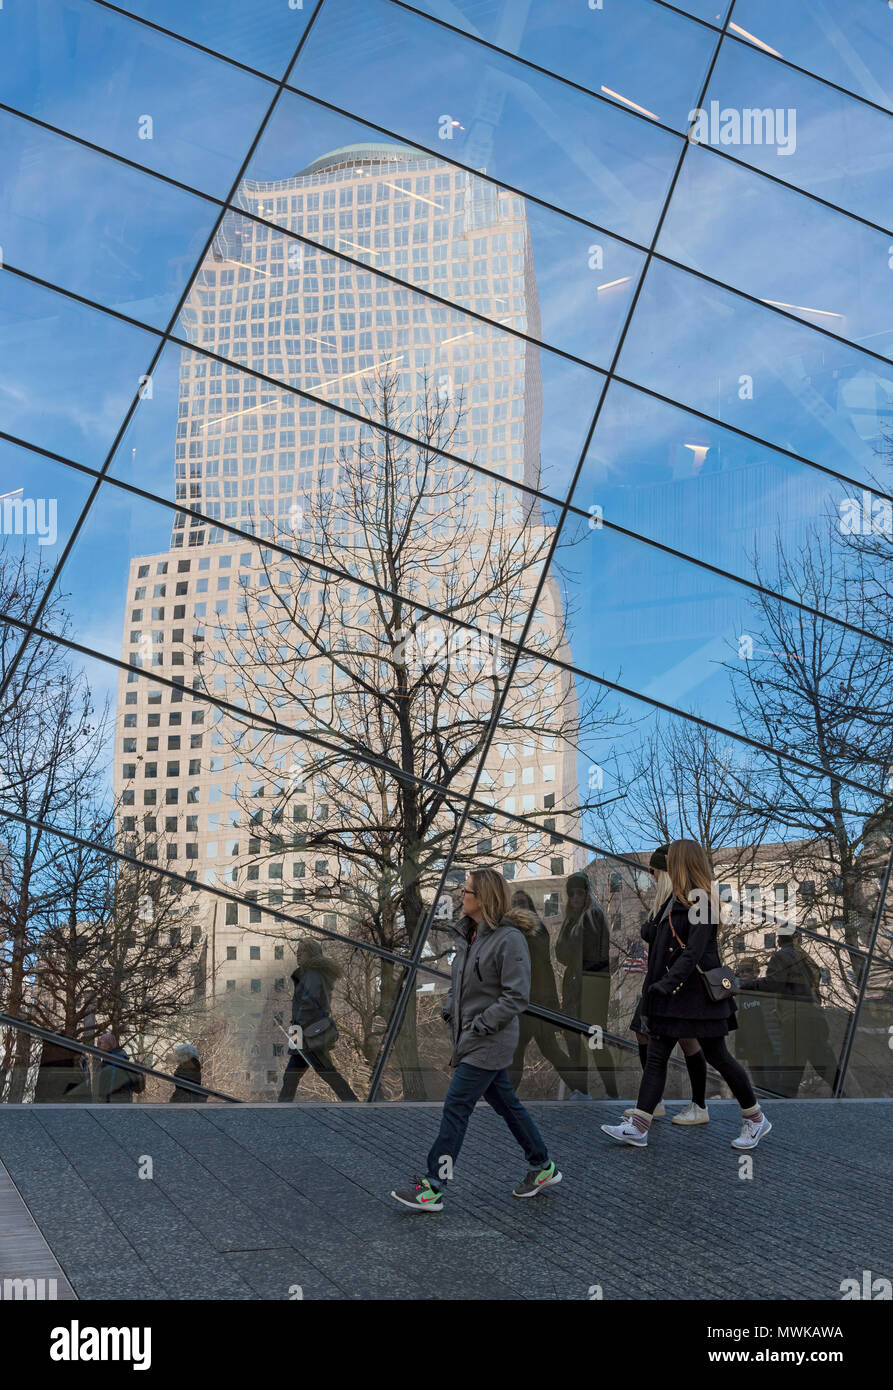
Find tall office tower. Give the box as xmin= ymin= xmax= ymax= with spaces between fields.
xmin=115 ymin=145 xmax=583 ymax=1097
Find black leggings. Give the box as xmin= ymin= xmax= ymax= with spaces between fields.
xmin=278 ymin=1046 xmax=358 ymax=1102
xmin=637 ymin=1035 xmax=755 ymax=1115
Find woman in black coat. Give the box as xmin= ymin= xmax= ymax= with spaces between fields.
xmin=625 ymin=845 xmax=708 ymax=1125
xmin=602 ymin=839 xmax=772 ymax=1152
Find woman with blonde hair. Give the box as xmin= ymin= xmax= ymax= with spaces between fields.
xmin=392 ymin=868 xmax=562 ymax=1211
xmin=624 ymin=845 xmax=709 ymax=1125
xmin=602 ymin=839 xmax=772 ymax=1151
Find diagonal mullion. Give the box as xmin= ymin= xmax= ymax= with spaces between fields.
xmin=0 ymin=0 xmax=330 ymax=714
xmin=367 ymin=0 xmax=745 ymax=1101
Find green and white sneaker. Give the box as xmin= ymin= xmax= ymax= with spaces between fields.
xmin=391 ymin=1176 xmax=444 ymax=1211
xmin=512 ymin=1159 xmax=562 ymax=1198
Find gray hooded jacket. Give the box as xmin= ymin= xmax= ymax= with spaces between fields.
xmin=441 ymin=912 xmax=534 ymax=1069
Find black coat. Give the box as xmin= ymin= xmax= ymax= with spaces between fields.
xmin=630 ymin=896 xmax=672 ymax=1034
xmin=525 ymin=920 xmax=562 ymax=1012
xmin=640 ymin=897 xmax=736 ymax=1037
xmin=290 ymin=958 xmax=339 ymax=1028
xmin=170 ymin=1057 xmax=206 ymax=1102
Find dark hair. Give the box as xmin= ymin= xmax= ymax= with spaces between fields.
xmin=649 ymin=844 xmax=669 ymax=872
xmin=510 ymin=889 xmax=536 ymax=912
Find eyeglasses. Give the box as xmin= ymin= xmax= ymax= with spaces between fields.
xmin=462 ymin=886 xmax=476 ymax=896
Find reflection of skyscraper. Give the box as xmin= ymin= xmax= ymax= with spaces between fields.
xmin=115 ymin=146 xmax=582 ymax=1097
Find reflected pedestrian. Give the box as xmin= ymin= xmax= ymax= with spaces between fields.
xmin=556 ymin=873 xmax=618 ymax=1099
xmin=170 ymin=1043 xmax=206 ymax=1102
xmin=749 ymin=925 xmax=840 ymax=1094
xmin=277 ymin=939 xmax=358 ymax=1102
xmin=97 ymin=1032 xmax=145 ymax=1103
xmin=507 ymin=889 xmax=577 ymax=1094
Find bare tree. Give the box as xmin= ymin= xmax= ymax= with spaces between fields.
xmin=725 ymin=526 xmax=893 ymax=996
xmin=200 ymin=369 xmax=608 ymax=1096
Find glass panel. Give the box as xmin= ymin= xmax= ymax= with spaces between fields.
xmin=843 ymin=962 xmax=893 ymax=1097
xmin=290 ymin=0 xmax=684 ymax=243
xmin=730 ymin=0 xmax=893 ymax=113
xmin=240 ymin=89 xmax=647 ymax=366
xmin=0 ymin=110 xmax=220 ymax=328
xmin=0 ymin=0 xmax=274 ymax=198
xmin=0 ymin=440 xmax=93 ymax=587
xmin=113 ymin=0 xmax=313 ymax=80
xmin=571 ymin=382 xmax=891 ymax=623
xmin=0 ymin=273 xmax=158 ymax=468
xmin=165 ymin=209 xmax=601 ymax=496
xmin=617 ymin=259 xmax=893 ymax=483
xmin=673 ymin=1 xmax=728 ymax=24
xmin=405 ymin=0 xmax=717 ymax=134
xmin=702 ymin=38 xmax=893 ymax=228
xmin=660 ymin=142 xmax=893 ymax=359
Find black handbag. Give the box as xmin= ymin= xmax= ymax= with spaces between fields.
xmin=667 ymin=912 xmax=739 ymax=1002
xmin=303 ymin=1015 xmax=339 ymax=1051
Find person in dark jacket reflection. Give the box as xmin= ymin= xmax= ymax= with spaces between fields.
xmin=169 ymin=1044 xmax=207 ymax=1102
xmin=33 ymin=1041 xmax=91 ymax=1103
xmin=507 ymin=890 xmax=577 ymax=1093
xmin=96 ymin=1032 xmax=144 ymax=1102
xmin=278 ymin=939 xmax=358 ymax=1102
xmin=556 ymin=873 xmax=618 ymax=1098
xmin=748 ymin=926 xmax=840 ymax=1094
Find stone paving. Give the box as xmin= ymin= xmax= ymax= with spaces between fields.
xmin=0 ymin=1099 xmax=888 ymax=1300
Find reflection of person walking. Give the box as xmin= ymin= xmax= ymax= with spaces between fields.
xmin=391 ymin=869 xmax=561 ymax=1211
xmin=602 ymin=840 xmax=772 ymax=1152
xmin=277 ymin=939 xmax=358 ymax=1103
xmin=170 ymin=1044 xmax=207 ymax=1102
xmin=749 ymin=926 xmax=840 ymax=1095
xmin=556 ymin=873 xmax=618 ymax=1099
xmin=506 ymin=889 xmax=577 ymax=1094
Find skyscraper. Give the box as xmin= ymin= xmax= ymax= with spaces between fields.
xmin=115 ymin=145 xmax=582 ymax=1097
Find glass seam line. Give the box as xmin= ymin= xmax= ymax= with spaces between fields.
xmin=388 ymin=0 xmax=893 ymax=128
xmin=367 ymin=0 xmax=741 ymax=1098
xmin=283 ymin=81 xmax=893 ymax=246
xmin=0 ymin=1010 xmax=241 ymax=1101
xmin=0 ymin=806 xmax=696 ymax=1045
xmin=5 ymin=100 xmax=893 ymax=374
xmin=5 ymin=420 xmax=890 ymax=664
xmin=6 ymin=250 xmax=893 ymax=535
xmin=16 ymin=603 xmax=873 ymax=885
xmin=833 ymin=839 xmax=893 ymax=1095
xmin=4 ymin=797 xmax=879 ymax=996
xmin=84 ymin=0 xmax=893 ymax=168
xmin=0 ymin=0 xmax=330 ymax=715
xmin=9 ymin=45 xmax=893 ymax=285
xmin=6 ymin=517 xmax=890 ymax=809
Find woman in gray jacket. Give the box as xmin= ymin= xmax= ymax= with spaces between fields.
xmin=391 ymin=868 xmax=562 ymax=1211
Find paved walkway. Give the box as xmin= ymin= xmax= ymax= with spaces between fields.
xmin=0 ymin=1100 xmax=888 ymax=1300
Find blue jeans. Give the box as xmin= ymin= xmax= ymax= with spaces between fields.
xmin=426 ymin=1063 xmax=549 ymax=1188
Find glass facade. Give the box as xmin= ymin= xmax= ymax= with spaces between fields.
xmin=2 ymin=0 xmax=892 ymax=1105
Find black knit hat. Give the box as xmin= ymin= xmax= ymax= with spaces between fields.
xmin=649 ymin=844 xmax=669 ymax=872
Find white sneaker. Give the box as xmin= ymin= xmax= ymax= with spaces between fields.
xmin=601 ymin=1118 xmax=648 ymax=1147
xmin=672 ymin=1102 xmax=709 ymax=1126
xmin=624 ymin=1101 xmax=665 ymax=1119
xmin=730 ymin=1115 xmax=772 ymax=1150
